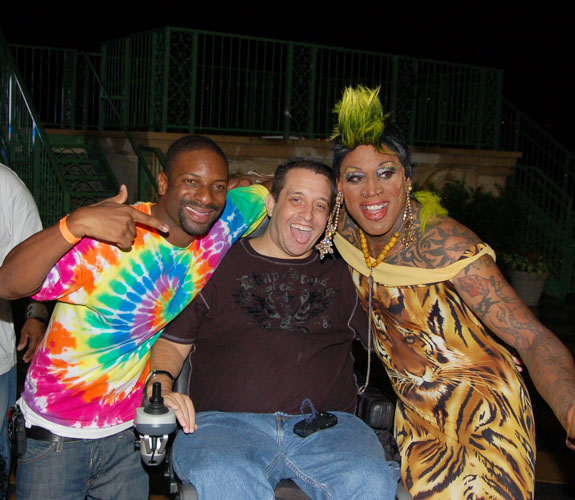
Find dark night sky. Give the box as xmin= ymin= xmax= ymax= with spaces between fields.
xmin=2 ymin=1 xmax=573 ymax=147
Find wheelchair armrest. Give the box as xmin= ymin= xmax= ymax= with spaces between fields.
xmin=173 ymin=356 xmax=191 ymax=395
xmin=356 ymin=385 xmax=394 ymax=432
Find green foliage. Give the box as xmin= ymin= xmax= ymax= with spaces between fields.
xmin=435 ymin=180 xmax=531 ymax=257
xmin=502 ymin=253 xmax=551 ymax=277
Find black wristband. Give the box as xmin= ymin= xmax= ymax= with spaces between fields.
xmin=148 ymin=369 xmax=175 ymax=383
xmin=25 ymin=301 xmax=49 ymax=324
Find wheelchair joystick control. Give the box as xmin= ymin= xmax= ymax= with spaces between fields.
xmin=135 ymin=382 xmax=177 ymax=466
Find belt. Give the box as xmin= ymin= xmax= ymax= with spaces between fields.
xmin=26 ymin=425 xmax=80 ymax=442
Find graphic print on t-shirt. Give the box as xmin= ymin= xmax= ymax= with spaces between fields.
xmin=233 ymin=267 xmax=336 ymax=334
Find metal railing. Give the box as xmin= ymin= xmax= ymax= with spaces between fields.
xmin=2 ymin=35 xmax=159 ymax=220
xmin=101 ymin=28 xmax=503 ymax=148
xmin=1 ymin=32 xmax=71 ymax=225
xmin=501 ymin=100 xmax=575 ymax=198
xmin=9 ymin=43 xmax=102 ymax=130
xmin=5 ymin=29 xmax=574 ymax=294
xmin=502 ymin=100 xmax=575 ymax=296
xmin=10 ymin=28 xmax=503 ymax=148
xmin=80 ymin=53 xmax=159 ymax=200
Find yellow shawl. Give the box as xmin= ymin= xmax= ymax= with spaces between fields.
xmin=334 ymin=233 xmax=495 ymax=287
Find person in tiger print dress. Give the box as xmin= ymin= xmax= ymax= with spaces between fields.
xmin=336 ymin=233 xmax=536 ymax=499
xmin=317 ymin=86 xmax=575 ymax=499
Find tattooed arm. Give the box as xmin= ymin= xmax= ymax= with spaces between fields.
xmin=453 ymin=254 xmax=575 ymax=445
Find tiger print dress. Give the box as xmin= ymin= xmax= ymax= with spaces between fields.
xmin=335 ymin=236 xmax=536 ymax=500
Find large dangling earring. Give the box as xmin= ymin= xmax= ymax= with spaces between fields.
xmin=400 ymin=184 xmax=416 ymax=249
xmin=316 ymin=191 xmax=343 ymax=259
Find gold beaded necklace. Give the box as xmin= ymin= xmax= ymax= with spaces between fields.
xmin=359 ymin=229 xmax=400 ymax=270
xmin=357 ymin=210 xmax=409 ymax=395
xmin=357 ymin=228 xmax=400 ymax=395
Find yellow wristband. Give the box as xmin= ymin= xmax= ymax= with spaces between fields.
xmin=59 ymin=216 xmax=81 ymax=245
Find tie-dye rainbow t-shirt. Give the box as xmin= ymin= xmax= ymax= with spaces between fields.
xmin=22 ymin=185 xmax=267 ymax=430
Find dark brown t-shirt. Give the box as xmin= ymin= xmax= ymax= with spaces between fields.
xmin=162 ymin=238 xmax=368 ymax=414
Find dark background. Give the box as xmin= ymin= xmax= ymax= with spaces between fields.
xmin=2 ymin=1 xmax=573 ymax=147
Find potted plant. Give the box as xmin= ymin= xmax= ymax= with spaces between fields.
xmin=502 ymin=253 xmax=551 ymax=306
xmin=433 ymin=181 xmax=552 ymax=306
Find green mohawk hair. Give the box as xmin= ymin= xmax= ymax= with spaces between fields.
xmin=332 ymin=85 xmax=389 ymax=150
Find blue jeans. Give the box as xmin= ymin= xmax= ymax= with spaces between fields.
xmin=16 ymin=428 xmax=148 ymax=500
xmin=173 ymin=411 xmax=400 ymax=500
xmin=0 ymin=365 xmax=17 ymax=499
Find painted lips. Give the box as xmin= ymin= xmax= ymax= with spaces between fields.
xmin=360 ymin=201 xmax=389 ymax=221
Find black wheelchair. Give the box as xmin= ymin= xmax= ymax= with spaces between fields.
xmin=138 ymin=358 xmax=413 ymax=500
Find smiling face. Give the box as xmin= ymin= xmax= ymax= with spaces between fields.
xmin=338 ymin=144 xmax=410 ymax=239
xmin=156 ymin=148 xmax=228 ymax=246
xmin=262 ymin=168 xmax=332 ymax=259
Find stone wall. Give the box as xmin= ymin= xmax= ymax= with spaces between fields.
xmin=47 ymin=130 xmax=520 ymax=203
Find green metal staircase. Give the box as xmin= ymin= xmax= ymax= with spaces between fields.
xmin=47 ymin=134 xmax=118 ymax=207
xmin=1 ymin=32 xmax=158 ymax=226
xmin=1 ymin=31 xmax=70 ymax=225
xmin=1 ymin=32 xmax=118 ymax=224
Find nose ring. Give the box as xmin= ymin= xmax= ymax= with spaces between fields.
xmin=363 ymin=186 xmax=383 ymax=198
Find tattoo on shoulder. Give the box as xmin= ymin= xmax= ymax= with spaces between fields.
xmin=337 ymin=206 xmax=481 ymax=271
xmin=392 ymin=216 xmax=480 ymax=268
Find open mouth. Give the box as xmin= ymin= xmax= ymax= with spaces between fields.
xmin=290 ymin=223 xmax=313 ymax=244
xmin=360 ymin=201 xmax=388 ymax=221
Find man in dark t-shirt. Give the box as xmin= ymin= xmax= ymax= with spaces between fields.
xmin=149 ymin=158 xmax=400 ymax=500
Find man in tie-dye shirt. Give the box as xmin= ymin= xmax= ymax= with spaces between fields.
xmin=0 ymin=135 xmax=267 ymax=500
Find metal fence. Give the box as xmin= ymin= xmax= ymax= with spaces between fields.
xmin=5 ymin=28 xmax=575 ymax=294
xmin=1 ymin=33 xmax=70 ymax=226
xmin=2 ymin=37 xmax=157 ymax=223
xmin=9 ymin=44 xmax=102 ymax=130
xmin=100 ymin=28 xmax=504 ymax=148
xmin=10 ymin=27 xmax=503 ymax=148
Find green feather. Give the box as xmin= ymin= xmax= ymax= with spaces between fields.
xmin=332 ymin=86 xmax=389 ymax=150
xmin=413 ymin=191 xmax=448 ymax=234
